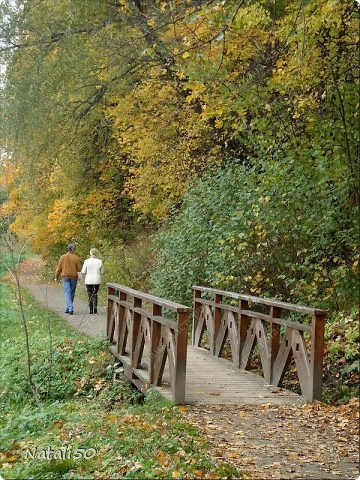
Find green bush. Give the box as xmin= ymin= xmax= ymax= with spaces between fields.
xmin=97 ymin=235 xmax=155 ymax=293
xmin=323 ymin=308 xmax=359 ymax=404
xmin=151 ymin=161 xmax=359 ymax=311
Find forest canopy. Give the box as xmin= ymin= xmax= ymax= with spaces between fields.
xmin=0 ymin=0 xmax=359 ymax=311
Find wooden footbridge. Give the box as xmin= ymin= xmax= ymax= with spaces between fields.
xmin=107 ymin=284 xmax=327 ymax=405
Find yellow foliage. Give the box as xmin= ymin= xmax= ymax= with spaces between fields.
xmin=107 ymin=72 xmax=222 ymax=219
xmin=2 ymin=0 xmax=357 ymax=264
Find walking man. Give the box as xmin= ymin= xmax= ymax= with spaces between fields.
xmin=55 ymin=243 xmax=82 ymax=315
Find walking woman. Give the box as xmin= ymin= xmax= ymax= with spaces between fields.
xmin=81 ymin=248 xmax=105 ymax=314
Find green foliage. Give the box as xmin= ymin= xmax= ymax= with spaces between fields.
xmin=1 ymin=1 xmax=358 ymax=294
xmin=31 ymin=338 xmax=112 ymax=401
xmin=102 ymin=377 xmax=145 ymax=406
xmin=0 ymin=403 xmax=67 ymax=450
xmin=0 ymin=0 xmax=140 ymax=255
xmin=151 ymin=161 xmax=359 ymax=310
xmin=0 ymin=317 xmax=111 ymax=407
xmin=323 ymin=308 xmax=359 ymax=404
xmin=97 ymin=235 xmax=155 ymax=293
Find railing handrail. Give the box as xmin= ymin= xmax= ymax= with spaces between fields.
xmin=193 ymin=285 xmax=328 ymax=316
xmin=107 ymin=282 xmax=191 ymax=313
xmin=107 ymin=283 xmax=190 ymax=404
xmin=192 ymin=285 xmax=328 ymax=401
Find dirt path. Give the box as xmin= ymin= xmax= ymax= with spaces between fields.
xmin=183 ymin=402 xmax=359 ymax=480
xmin=18 ymin=258 xmax=359 ymax=480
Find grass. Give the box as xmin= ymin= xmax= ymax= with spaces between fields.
xmin=0 ymin=271 xmax=243 ymax=479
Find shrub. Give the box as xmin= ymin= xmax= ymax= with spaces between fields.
xmin=151 ymin=161 xmax=359 ymax=311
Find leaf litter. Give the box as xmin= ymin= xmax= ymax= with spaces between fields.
xmin=181 ymin=399 xmax=359 ymax=479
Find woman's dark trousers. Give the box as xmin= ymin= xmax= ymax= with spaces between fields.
xmin=86 ymin=284 xmax=100 ymax=314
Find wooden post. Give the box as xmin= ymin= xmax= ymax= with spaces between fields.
xmin=269 ymin=306 xmax=281 ymax=384
xmin=192 ymin=288 xmax=202 ymax=345
xmin=131 ymin=296 xmax=142 ymax=369
xmin=117 ymin=290 xmax=127 ymax=355
xmin=309 ymin=313 xmax=326 ymax=401
xmin=107 ymin=285 xmax=115 ymax=341
xmin=238 ymin=299 xmax=249 ymax=367
xmin=213 ymin=294 xmax=223 ymax=356
xmin=174 ymin=309 xmax=189 ymax=404
xmin=150 ymin=304 xmax=162 ymax=385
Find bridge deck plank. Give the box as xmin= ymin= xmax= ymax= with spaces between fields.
xmin=110 ymin=344 xmax=306 ymax=405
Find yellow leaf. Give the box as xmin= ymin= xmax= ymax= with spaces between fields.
xmin=193 ymin=470 xmax=204 ymax=478
xmin=155 ymin=451 xmax=171 ymax=466
xmin=172 ymin=471 xmax=182 ymax=478
xmin=228 ymin=453 xmax=238 ymax=459
xmin=177 ymin=406 xmax=188 ymax=413
xmin=5 ymin=456 xmax=17 ymax=463
xmin=182 ymin=51 xmax=190 ymax=59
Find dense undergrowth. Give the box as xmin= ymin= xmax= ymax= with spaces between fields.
xmin=0 ymin=271 xmax=241 ymax=479
xmin=322 ymin=309 xmax=359 ymax=404
xmin=149 ymin=164 xmax=359 ymax=405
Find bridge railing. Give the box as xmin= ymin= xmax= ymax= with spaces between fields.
xmin=107 ymin=283 xmax=190 ymax=404
xmin=192 ymin=286 xmax=328 ymax=401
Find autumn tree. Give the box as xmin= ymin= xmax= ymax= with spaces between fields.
xmin=148 ymin=0 xmax=359 ymax=308
xmin=0 ymin=0 xmax=358 ymax=300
